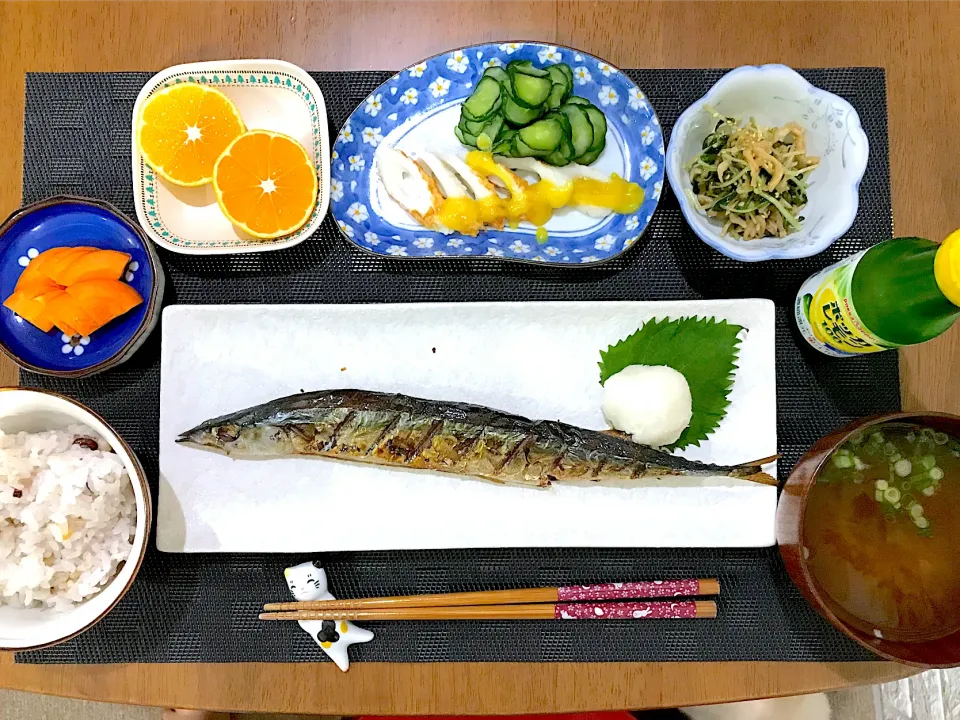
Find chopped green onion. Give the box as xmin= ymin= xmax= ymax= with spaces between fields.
xmin=921 ymin=427 xmax=936 ymax=438
xmin=915 ymin=516 xmax=930 ymax=529
xmin=852 ymin=471 xmax=864 ymax=484
xmin=870 ymin=432 xmax=884 ymax=444
xmin=889 ymin=453 xmax=902 ymax=463
xmin=910 ymin=504 xmax=924 ymax=518
xmin=884 ymin=442 xmax=897 ymax=456
xmin=883 ymin=487 xmax=901 ymax=503
xmin=833 ymin=455 xmax=853 ymax=469
xmin=920 ymin=455 xmax=937 ymax=470
xmin=875 ymin=490 xmax=884 ymax=502
xmin=875 ymin=479 xmax=889 ymax=490
xmin=906 ymin=432 xmax=916 ymax=443
xmin=929 ymin=467 xmax=944 ymax=481
xmin=923 ymin=486 xmax=936 ymax=497
xmin=934 ymin=432 xmax=948 ymax=445
xmin=894 ymin=459 xmax=912 ymax=477
xmin=853 ymin=456 xmax=867 ymax=471
xmin=848 ymin=431 xmax=864 ymax=446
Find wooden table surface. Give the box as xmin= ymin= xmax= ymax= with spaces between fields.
xmin=1 ymin=0 xmax=957 ymax=713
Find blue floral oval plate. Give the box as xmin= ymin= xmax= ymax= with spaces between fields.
xmin=331 ymin=42 xmax=664 ymax=265
xmin=0 ymin=196 xmax=164 ymax=378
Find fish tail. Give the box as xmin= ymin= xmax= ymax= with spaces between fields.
xmin=728 ymin=454 xmax=780 ymax=486
xmin=737 ymin=470 xmax=778 ymax=487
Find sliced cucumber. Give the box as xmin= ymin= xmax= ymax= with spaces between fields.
xmin=557 ymin=63 xmax=574 ymax=86
xmin=507 ymin=60 xmax=550 ymax=78
xmin=548 ymin=110 xmax=572 ymax=137
xmin=513 ymin=134 xmax=544 ymax=158
xmin=546 ymin=84 xmax=567 ymax=110
xmin=546 ymin=65 xmax=572 ymax=108
xmin=511 ymin=72 xmax=552 ymax=108
xmin=492 ymin=129 xmax=516 ymax=156
xmin=462 ymin=77 xmax=502 ymax=121
xmin=503 ymin=95 xmax=543 ymax=126
xmin=558 ymin=104 xmax=593 ymax=158
xmin=557 ymin=135 xmax=576 ymax=162
xmin=460 ymin=98 xmax=501 ymax=123
xmin=460 ymin=117 xmax=487 ymax=136
xmin=583 ymin=105 xmax=608 ymax=152
xmin=477 ymin=115 xmax=505 ymax=150
xmin=566 ymin=96 xmax=591 ymax=106
xmin=544 ymin=149 xmax=571 ymax=166
xmin=454 ymin=125 xmax=478 ymax=148
xmin=518 ymin=117 xmax=564 ymax=152
xmin=482 ymin=66 xmax=510 ymax=86
xmin=575 ymin=146 xmax=603 ymax=165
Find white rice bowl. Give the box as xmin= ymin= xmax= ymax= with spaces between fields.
xmin=0 ymin=425 xmax=136 ymax=610
xmin=0 ymin=389 xmax=149 ymax=650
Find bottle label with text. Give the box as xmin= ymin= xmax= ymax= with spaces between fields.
xmin=795 ymin=250 xmax=897 ymax=356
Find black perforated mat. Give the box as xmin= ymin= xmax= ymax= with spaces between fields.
xmin=17 ymin=69 xmax=895 ymax=664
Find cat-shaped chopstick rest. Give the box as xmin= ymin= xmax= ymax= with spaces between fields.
xmin=284 ymin=561 xmax=374 ymax=671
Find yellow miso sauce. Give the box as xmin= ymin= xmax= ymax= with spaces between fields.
xmin=804 ymin=423 xmax=960 ymax=642
xmin=437 ymin=151 xmax=643 ymax=237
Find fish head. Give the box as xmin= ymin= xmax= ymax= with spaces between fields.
xmin=176 ymin=420 xmax=255 ymax=454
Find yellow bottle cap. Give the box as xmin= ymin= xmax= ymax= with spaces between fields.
xmin=935 ymin=230 xmax=960 ymax=307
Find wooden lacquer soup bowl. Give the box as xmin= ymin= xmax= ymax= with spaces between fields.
xmin=778 ymin=411 xmax=960 ymax=668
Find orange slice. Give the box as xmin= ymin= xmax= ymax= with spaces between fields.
xmin=137 ymin=84 xmax=245 ymax=187
xmin=212 ymin=130 xmax=318 ymax=239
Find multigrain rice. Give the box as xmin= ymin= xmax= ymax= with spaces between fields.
xmin=0 ymin=425 xmax=136 ymax=610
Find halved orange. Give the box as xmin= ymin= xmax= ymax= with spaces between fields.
xmin=137 ymin=84 xmax=245 ymax=187
xmin=213 ymin=130 xmax=318 ymax=239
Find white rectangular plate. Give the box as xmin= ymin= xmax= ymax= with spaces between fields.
xmin=158 ymin=301 xmax=777 ymax=552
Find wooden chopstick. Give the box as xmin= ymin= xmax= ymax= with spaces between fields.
xmin=263 ymin=578 xmax=719 ymax=613
xmin=260 ymin=600 xmax=717 ymax=621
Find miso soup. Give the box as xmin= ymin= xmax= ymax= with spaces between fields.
xmin=804 ymin=423 xmax=960 ymax=642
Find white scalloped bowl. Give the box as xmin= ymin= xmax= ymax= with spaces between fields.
xmin=666 ymin=64 xmax=869 ymax=262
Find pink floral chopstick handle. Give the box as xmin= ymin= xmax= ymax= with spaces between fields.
xmin=554 ymin=601 xmax=702 ymax=619
xmin=557 ymin=579 xmax=702 ymax=601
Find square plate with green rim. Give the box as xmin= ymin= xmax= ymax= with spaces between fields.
xmin=131 ymin=59 xmax=330 ymax=255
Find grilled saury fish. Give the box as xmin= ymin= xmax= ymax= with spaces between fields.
xmin=177 ymin=390 xmax=776 ymax=487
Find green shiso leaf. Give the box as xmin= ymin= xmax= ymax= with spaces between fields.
xmin=598 ymin=316 xmax=745 ymax=450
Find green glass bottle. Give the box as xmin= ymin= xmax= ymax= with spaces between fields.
xmin=795 ymin=232 xmax=960 ymax=356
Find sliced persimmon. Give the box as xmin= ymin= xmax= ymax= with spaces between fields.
xmin=44 ymin=291 xmax=101 ymax=337
xmin=65 ymin=279 xmax=143 ymax=331
xmin=55 ymin=319 xmax=81 ymax=338
xmin=54 ymin=249 xmax=131 ymax=285
xmin=13 ymin=272 xmax=61 ymax=299
xmin=17 ymin=248 xmax=72 ymax=287
xmin=43 ymin=247 xmax=99 ymax=286
xmin=3 ymin=289 xmax=61 ymax=332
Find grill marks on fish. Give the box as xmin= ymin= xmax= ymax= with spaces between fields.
xmin=177 ymin=390 xmax=777 ymax=487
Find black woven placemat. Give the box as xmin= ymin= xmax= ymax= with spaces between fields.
xmin=17 ymin=68 xmax=896 ymax=664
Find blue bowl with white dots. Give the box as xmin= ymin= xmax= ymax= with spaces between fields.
xmin=0 ymin=196 xmax=164 ymax=377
